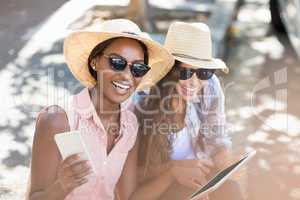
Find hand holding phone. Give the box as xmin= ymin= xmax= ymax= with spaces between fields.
xmin=54 ymin=130 xmax=97 ymax=175
xmin=56 ymin=154 xmax=93 ymax=194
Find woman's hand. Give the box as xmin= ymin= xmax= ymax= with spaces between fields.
xmin=212 ymin=148 xmax=243 ymax=171
xmin=57 ymin=154 xmax=93 ymax=195
xmin=169 ymin=159 xmax=213 ymax=190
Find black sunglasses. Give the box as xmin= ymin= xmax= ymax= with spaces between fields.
xmin=104 ymin=54 xmax=150 ymax=77
xmin=178 ymin=67 xmax=216 ymax=80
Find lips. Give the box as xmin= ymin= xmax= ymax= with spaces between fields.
xmin=183 ymin=86 xmax=196 ymax=92
xmin=181 ymin=85 xmax=196 ymax=95
xmin=112 ymin=80 xmax=132 ymax=95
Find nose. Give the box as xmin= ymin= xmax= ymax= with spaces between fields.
xmin=188 ymin=72 xmax=199 ymax=87
xmin=120 ymin=63 xmax=134 ymax=80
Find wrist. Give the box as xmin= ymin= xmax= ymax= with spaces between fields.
xmin=166 ymin=161 xmax=175 ymax=181
xmin=164 ymin=169 xmax=175 ymax=185
xmin=52 ymin=180 xmax=69 ymax=199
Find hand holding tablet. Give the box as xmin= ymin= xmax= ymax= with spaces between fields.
xmin=188 ymin=150 xmax=256 ymax=200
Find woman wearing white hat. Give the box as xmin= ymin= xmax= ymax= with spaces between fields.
xmin=131 ymin=22 xmax=244 ymax=200
xmin=26 ymin=19 xmax=174 ymax=200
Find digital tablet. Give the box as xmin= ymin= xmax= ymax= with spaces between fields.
xmin=188 ymin=150 xmax=256 ymax=200
xmin=54 ymin=130 xmax=96 ymax=175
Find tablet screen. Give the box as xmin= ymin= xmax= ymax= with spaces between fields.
xmin=190 ymin=156 xmax=248 ymax=199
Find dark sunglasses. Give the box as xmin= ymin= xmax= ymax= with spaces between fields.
xmin=104 ymin=54 xmax=150 ymax=78
xmin=178 ymin=67 xmax=216 ymax=80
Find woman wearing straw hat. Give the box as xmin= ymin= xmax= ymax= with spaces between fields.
xmin=26 ymin=19 xmax=174 ymax=200
xmin=131 ymin=22 xmax=244 ymax=200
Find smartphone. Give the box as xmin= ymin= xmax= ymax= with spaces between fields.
xmin=54 ymin=130 xmax=96 ymax=175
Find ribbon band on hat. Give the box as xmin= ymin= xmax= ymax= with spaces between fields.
xmin=172 ymin=53 xmax=212 ymax=62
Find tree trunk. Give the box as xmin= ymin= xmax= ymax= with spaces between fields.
xmin=127 ymin=0 xmax=153 ymax=32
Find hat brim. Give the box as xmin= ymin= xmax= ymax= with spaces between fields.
xmin=64 ymin=31 xmax=174 ymax=90
xmin=173 ymin=56 xmax=229 ymax=73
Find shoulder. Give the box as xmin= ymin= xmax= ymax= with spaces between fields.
xmin=122 ymin=109 xmax=139 ymax=147
xmin=123 ymin=109 xmax=138 ymax=130
xmin=132 ymin=91 xmax=149 ymax=104
xmin=132 ymin=91 xmax=149 ymax=109
xmin=193 ymin=75 xmax=225 ymax=117
xmin=187 ymin=103 xmax=201 ymax=126
xmin=206 ymin=75 xmax=223 ymax=94
xmin=34 ymin=105 xmax=70 ymax=141
xmin=200 ymin=75 xmax=224 ymax=107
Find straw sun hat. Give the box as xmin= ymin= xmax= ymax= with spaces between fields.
xmin=164 ymin=22 xmax=229 ymax=73
xmin=64 ymin=19 xmax=174 ymax=90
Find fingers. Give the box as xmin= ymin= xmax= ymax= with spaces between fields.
xmin=68 ymin=176 xmax=89 ymax=190
xmin=62 ymin=154 xmax=81 ymax=166
xmin=185 ymin=175 xmax=207 ymax=190
xmin=213 ymin=151 xmax=244 ymax=170
xmin=175 ymin=159 xmax=214 ymax=168
xmin=182 ymin=178 xmax=202 ymax=190
xmin=232 ymin=154 xmax=244 ymax=163
xmin=198 ymin=158 xmax=214 ymax=168
xmin=198 ymin=159 xmax=214 ymax=175
xmin=202 ymin=195 xmax=210 ymax=200
xmin=196 ymin=162 xmax=211 ymax=175
xmin=174 ymin=159 xmax=213 ymax=175
xmin=57 ymin=154 xmax=93 ymax=194
xmin=186 ymin=166 xmax=208 ymax=187
xmin=65 ymin=160 xmax=92 ymax=179
xmin=192 ymin=173 xmax=207 ymax=187
xmin=75 ymin=177 xmax=89 ymax=186
xmin=74 ymin=167 xmax=93 ymax=180
xmin=71 ymin=160 xmax=92 ymax=180
xmin=61 ymin=161 xmax=83 ymax=175
xmin=70 ymin=160 xmax=91 ymax=173
xmin=66 ymin=170 xmax=91 ymax=188
xmin=58 ymin=166 xmax=91 ymax=193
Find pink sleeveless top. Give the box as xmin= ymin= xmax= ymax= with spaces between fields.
xmin=59 ymin=88 xmax=138 ymax=200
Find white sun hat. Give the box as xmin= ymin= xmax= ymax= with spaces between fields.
xmin=164 ymin=21 xmax=229 ymax=73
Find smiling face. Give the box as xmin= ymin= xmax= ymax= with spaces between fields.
xmin=175 ymin=62 xmax=208 ymax=102
xmin=93 ymin=38 xmax=147 ymax=104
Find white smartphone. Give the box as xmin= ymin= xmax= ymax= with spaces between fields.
xmin=54 ymin=130 xmax=96 ymax=175
xmin=188 ymin=150 xmax=256 ymax=200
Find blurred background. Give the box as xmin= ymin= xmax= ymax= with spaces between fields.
xmin=0 ymin=0 xmax=300 ymax=199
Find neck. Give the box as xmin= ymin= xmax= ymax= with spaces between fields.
xmin=90 ymin=86 xmax=120 ymax=119
xmin=168 ymin=95 xmax=187 ymax=132
xmin=172 ymin=95 xmax=187 ymax=116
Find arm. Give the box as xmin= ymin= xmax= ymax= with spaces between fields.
xmin=196 ymin=76 xmax=235 ymax=173
xmin=129 ymin=158 xmax=213 ymax=200
xmin=116 ymin=141 xmax=138 ymax=200
xmin=26 ymin=106 xmax=92 ymax=200
xmin=197 ymin=75 xmax=232 ymax=156
xmin=26 ymin=106 xmax=70 ymax=200
xmin=116 ymin=137 xmax=174 ymax=200
xmin=27 ymin=181 xmax=67 ymax=200
xmin=129 ymin=165 xmax=174 ymax=200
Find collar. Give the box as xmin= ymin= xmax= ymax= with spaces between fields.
xmin=72 ymin=88 xmax=128 ymax=129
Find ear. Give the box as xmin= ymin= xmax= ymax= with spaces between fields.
xmin=90 ymin=58 xmax=97 ymax=71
